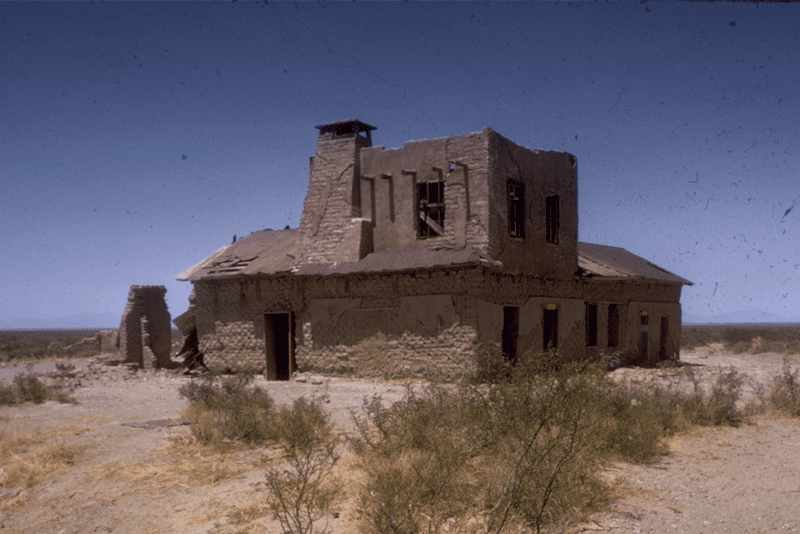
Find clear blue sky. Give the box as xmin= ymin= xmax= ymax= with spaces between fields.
xmin=2 ymin=1 xmax=799 ymax=328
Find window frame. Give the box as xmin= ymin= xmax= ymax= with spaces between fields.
xmin=545 ymin=195 xmax=559 ymax=245
xmin=416 ymin=181 xmax=445 ymax=238
xmin=507 ymin=179 xmax=525 ymax=239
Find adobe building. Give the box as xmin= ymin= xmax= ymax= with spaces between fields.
xmin=178 ymin=120 xmax=692 ymax=379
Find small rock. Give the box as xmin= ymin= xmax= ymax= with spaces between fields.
xmin=0 ymin=488 xmax=20 ymax=499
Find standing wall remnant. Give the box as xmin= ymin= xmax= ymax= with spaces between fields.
xmin=119 ymin=285 xmax=172 ymax=368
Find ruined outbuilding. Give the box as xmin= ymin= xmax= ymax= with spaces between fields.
xmin=119 ymin=285 xmax=172 ymax=369
xmin=178 ymin=120 xmax=692 ymax=379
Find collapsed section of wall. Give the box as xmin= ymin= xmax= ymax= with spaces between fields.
xmin=119 ymin=285 xmax=172 ymax=368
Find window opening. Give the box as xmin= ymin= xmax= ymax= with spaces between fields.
xmin=502 ymin=306 xmax=520 ymax=361
xmin=586 ymin=303 xmax=598 ymax=347
xmin=417 ymin=181 xmax=445 ymax=238
xmin=543 ymin=306 xmax=558 ymax=350
xmin=508 ymin=180 xmax=525 ymax=238
xmin=545 ymin=195 xmax=559 ymax=244
xmin=607 ymin=304 xmax=620 ymax=348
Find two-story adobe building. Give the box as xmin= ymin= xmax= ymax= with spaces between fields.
xmin=177 ymin=120 xmax=692 ymax=379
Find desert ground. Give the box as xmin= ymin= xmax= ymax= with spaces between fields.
xmin=0 ymin=345 xmax=799 ymax=534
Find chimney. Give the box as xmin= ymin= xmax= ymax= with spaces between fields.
xmin=297 ymin=120 xmax=377 ymax=265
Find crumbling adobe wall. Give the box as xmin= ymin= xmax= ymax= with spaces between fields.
xmin=190 ymin=265 xmax=686 ymax=377
xmin=359 ymin=130 xmax=491 ymax=255
xmin=119 ymin=285 xmax=172 ymax=368
xmin=193 ymin=277 xmax=303 ymax=373
xmin=295 ymin=294 xmax=479 ymax=380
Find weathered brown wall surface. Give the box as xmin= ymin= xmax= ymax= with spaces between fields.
xmin=359 ymin=130 xmax=491 ymax=255
xmin=487 ymin=130 xmax=579 ymax=278
xmin=192 ymin=266 xmax=685 ymax=378
xmin=119 ymin=285 xmax=171 ymax=368
xmin=297 ymin=134 xmax=367 ymax=265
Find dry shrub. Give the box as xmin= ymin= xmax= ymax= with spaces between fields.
xmin=265 ymin=396 xmax=342 ymax=534
xmin=350 ymin=361 xmax=620 ymax=534
xmin=350 ymin=348 xmax=751 ymax=534
xmin=0 ymin=372 xmax=73 ymax=405
xmin=179 ymin=373 xmax=275 ymax=447
xmin=766 ymin=359 xmax=800 ymax=417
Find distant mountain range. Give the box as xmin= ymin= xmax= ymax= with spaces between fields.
xmin=1 ymin=312 xmax=121 ymax=330
xmin=683 ymin=310 xmax=799 ymax=324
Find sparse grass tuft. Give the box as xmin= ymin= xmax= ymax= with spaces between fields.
xmin=0 ymin=426 xmax=77 ymax=506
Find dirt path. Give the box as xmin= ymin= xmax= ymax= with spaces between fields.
xmin=0 ymin=348 xmax=798 ymax=534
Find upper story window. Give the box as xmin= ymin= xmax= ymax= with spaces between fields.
xmin=507 ymin=180 xmax=525 ymax=239
xmin=545 ymin=195 xmax=559 ymax=244
xmin=417 ymin=181 xmax=445 ymax=238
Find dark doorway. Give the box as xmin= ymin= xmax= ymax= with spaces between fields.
xmin=502 ymin=306 xmax=520 ymax=361
xmin=638 ymin=312 xmax=649 ymax=363
xmin=265 ymin=313 xmax=293 ymax=381
xmin=607 ymin=304 xmax=620 ymax=348
xmin=659 ymin=316 xmax=669 ymax=360
xmin=543 ymin=307 xmax=558 ymax=351
xmin=585 ymin=303 xmax=598 ymax=347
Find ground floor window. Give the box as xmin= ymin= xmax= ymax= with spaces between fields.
xmin=586 ymin=303 xmax=598 ymax=347
xmin=543 ymin=306 xmax=558 ymax=350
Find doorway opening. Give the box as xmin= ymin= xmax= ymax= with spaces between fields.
xmin=543 ymin=307 xmax=558 ymax=351
xmin=638 ymin=312 xmax=649 ymax=363
xmin=265 ymin=313 xmax=294 ymax=381
xmin=659 ymin=316 xmax=669 ymax=360
xmin=502 ymin=306 xmax=520 ymax=361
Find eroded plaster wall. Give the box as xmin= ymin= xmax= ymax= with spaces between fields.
xmin=297 ymin=134 xmax=365 ymax=265
xmin=625 ymin=301 xmax=683 ymax=364
xmin=192 ymin=267 xmax=686 ymax=376
xmin=359 ymin=131 xmax=491 ymax=255
xmin=486 ymin=130 xmax=579 ymax=278
xmin=296 ymin=294 xmax=479 ymax=380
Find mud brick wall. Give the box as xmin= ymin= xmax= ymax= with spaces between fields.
xmin=199 ymin=320 xmax=266 ymax=373
xmin=296 ymin=325 xmax=478 ymax=381
xmin=297 ymin=135 xmax=364 ymax=265
xmin=119 ymin=285 xmax=171 ymax=368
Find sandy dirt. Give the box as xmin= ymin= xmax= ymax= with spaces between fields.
xmin=0 ymin=347 xmax=799 ymax=534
